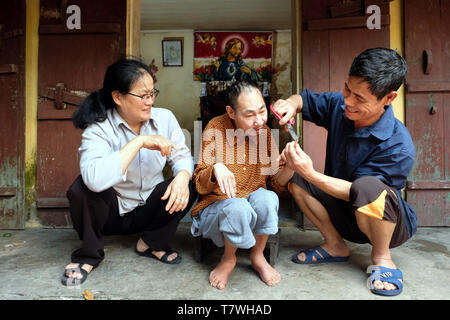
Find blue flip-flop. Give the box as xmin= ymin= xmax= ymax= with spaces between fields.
xmin=366 ymin=265 xmax=403 ymax=296
xmin=291 ymin=246 xmax=349 ymax=264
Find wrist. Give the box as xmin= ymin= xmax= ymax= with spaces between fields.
xmin=287 ymin=94 xmax=302 ymax=113
xmin=304 ymin=169 xmax=319 ymax=183
xmin=176 ymin=169 xmax=191 ymax=180
xmin=137 ymin=135 xmax=145 ymax=149
xmin=213 ymin=163 xmax=224 ymax=170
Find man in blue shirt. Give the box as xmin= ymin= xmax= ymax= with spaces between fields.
xmin=274 ymin=48 xmax=417 ymax=296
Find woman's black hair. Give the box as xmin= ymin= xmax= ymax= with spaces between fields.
xmin=73 ymin=58 xmax=152 ymax=129
xmin=349 ymin=47 xmax=408 ymax=100
xmin=225 ymin=80 xmax=260 ymax=110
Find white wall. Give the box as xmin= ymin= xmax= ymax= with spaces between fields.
xmin=141 ymin=31 xmax=200 ymax=135
xmin=140 ymin=30 xmax=292 ymax=138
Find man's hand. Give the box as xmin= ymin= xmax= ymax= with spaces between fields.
xmin=271 ymin=95 xmax=302 ymax=126
xmin=213 ymin=163 xmax=236 ymax=199
xmin=279 ymin=141 xmax=315 ymax=181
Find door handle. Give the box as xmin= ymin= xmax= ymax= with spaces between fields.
xmin=429 ymin=105 xmax=437 ymax=115
xmin=423 ymin=50 xmax=433 ymax=75
xmin=429 ymin=93 xmax=437 ymax=115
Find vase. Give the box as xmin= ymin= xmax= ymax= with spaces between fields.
xmin=262 ymin=81 xmax=269 ymax=97
xmin=200 ymin=82 xmax=207 ymax=97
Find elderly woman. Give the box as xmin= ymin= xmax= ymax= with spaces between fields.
xmin=191 ymin=81 xmax=293 ymax=290
xmin=61 ymin=59 xmax=197 ymax=286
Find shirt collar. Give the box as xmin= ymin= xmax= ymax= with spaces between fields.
xmin=110 ymin=107 xmax=155 ymax=132
xmin=341 ymin=104 xmax=395 ymax=141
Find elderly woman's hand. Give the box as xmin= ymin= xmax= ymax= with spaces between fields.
xmin=140 ymin=135 xmax=178 ymax=157
xmin=212 ymin=163 xmax=236 ymax=199
xmin=161 ymin=170 xmax=191 ymax=214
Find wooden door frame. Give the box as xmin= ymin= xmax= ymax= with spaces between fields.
xmin=0 ymin=0 xmax=26 ymax=229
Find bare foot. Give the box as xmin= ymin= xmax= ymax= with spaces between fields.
xmin=64 ymin=263 xmax=93 ymax=280
xmin=250 ymin=252 xmax=281 ymax=286
xmin=136 ymin=238 xmax=178 ymax=262
xmin=209 ymin=256 xmax=236 ymax=290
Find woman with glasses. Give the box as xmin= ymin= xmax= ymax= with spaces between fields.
xmin=61 ymin=59 xmax=197 ymax=286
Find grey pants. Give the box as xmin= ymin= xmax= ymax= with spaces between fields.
xmin=191 ymin=188 xmax=279 ymax=248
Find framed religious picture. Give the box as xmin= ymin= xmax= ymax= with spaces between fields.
xmin=162 ymin=37 xmax=183 ymax=67
xmin=193 ymin=31 xmax=273 ymax=82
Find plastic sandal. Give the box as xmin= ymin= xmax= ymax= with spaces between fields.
xmin=61 ymin=263 xmax=91 ymax=286
xmin=366 ymin=265 xmax=403 ymax=296
xmin=291 ymin=246 xmax=349 ymax=264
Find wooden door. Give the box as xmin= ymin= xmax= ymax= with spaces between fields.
xmin=404 ymin=0 xmax=450 ymax=226
xmin=37 ymin=0 xmax=126 ymax=227
xmin=0 ymin=0 xmax=26 ymax=229
xmin=301 ymin=0 xmax=390 ymax=227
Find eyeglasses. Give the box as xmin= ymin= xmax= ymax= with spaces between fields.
xmin=126 ymin=89 xmax=160 ymax=101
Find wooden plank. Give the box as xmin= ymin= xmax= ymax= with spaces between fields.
xmin=307 ymin=14 xmax=390 ymax=31
xmin=0 ymin=64 xmax=18 ymax=74
xmin=407 ymin=81 xmax=450 ymax=93
xmin=3 ymin=28 xmax=23 ymax=39
xmin=36 ymin=197 xmax=69 ymax=208
xmin=39 ymin=23 xmax=121 ymax=34
xmin=407 ymin=180 xmax=450 ymax=189
xmin=329 ymin=3 xmax=363 ymax=18
xmin=38 ymin=86 xmax=86 ymax=106
xmin=0 ymin=187 xmax=16 ymax=197
xmin=37 ymin=100 xmax=76 ymax=120
xmin=407 ymin=190 xmax=447 ymax=226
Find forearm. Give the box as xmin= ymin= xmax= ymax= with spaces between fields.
xmin=307 ymin=171 xmax=352 ymax=202
xmin=287 ymin=94 xmax=303 ymax=113
xmin=119 ymin=136 xmax=143 ymax=175
xmin=273 ymin=166 xmax=294 ymax=187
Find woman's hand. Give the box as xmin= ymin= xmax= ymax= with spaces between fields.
xmin=140 ymin=135 xmax=178 ymax=157
xmin=213 ymin=163 xmax=236 ymax=199
xmin=161 ymin=170 xmax=191 ymax=214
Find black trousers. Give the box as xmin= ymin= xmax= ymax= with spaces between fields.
xmin=290 ymin=174 xmax=409 ymax=248
xmin=66 ymin=175 xmax=198 ymax=267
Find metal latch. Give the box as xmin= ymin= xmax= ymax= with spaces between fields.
xmin=39 ymin=82 xmax=87 ymax=109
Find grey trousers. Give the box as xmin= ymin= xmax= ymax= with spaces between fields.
xmin=191 ymin=188 xmax=279 ymax=249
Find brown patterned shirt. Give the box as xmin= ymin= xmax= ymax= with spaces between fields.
xmin=191 ymin=113 xmax=289 ymax=216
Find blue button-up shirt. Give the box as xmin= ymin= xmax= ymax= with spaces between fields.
xmin=300 ymin=89 xmax=417 ymax=236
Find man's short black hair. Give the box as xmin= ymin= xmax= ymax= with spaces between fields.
xmin=349 ymin=47 xmax=408 ymax=100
